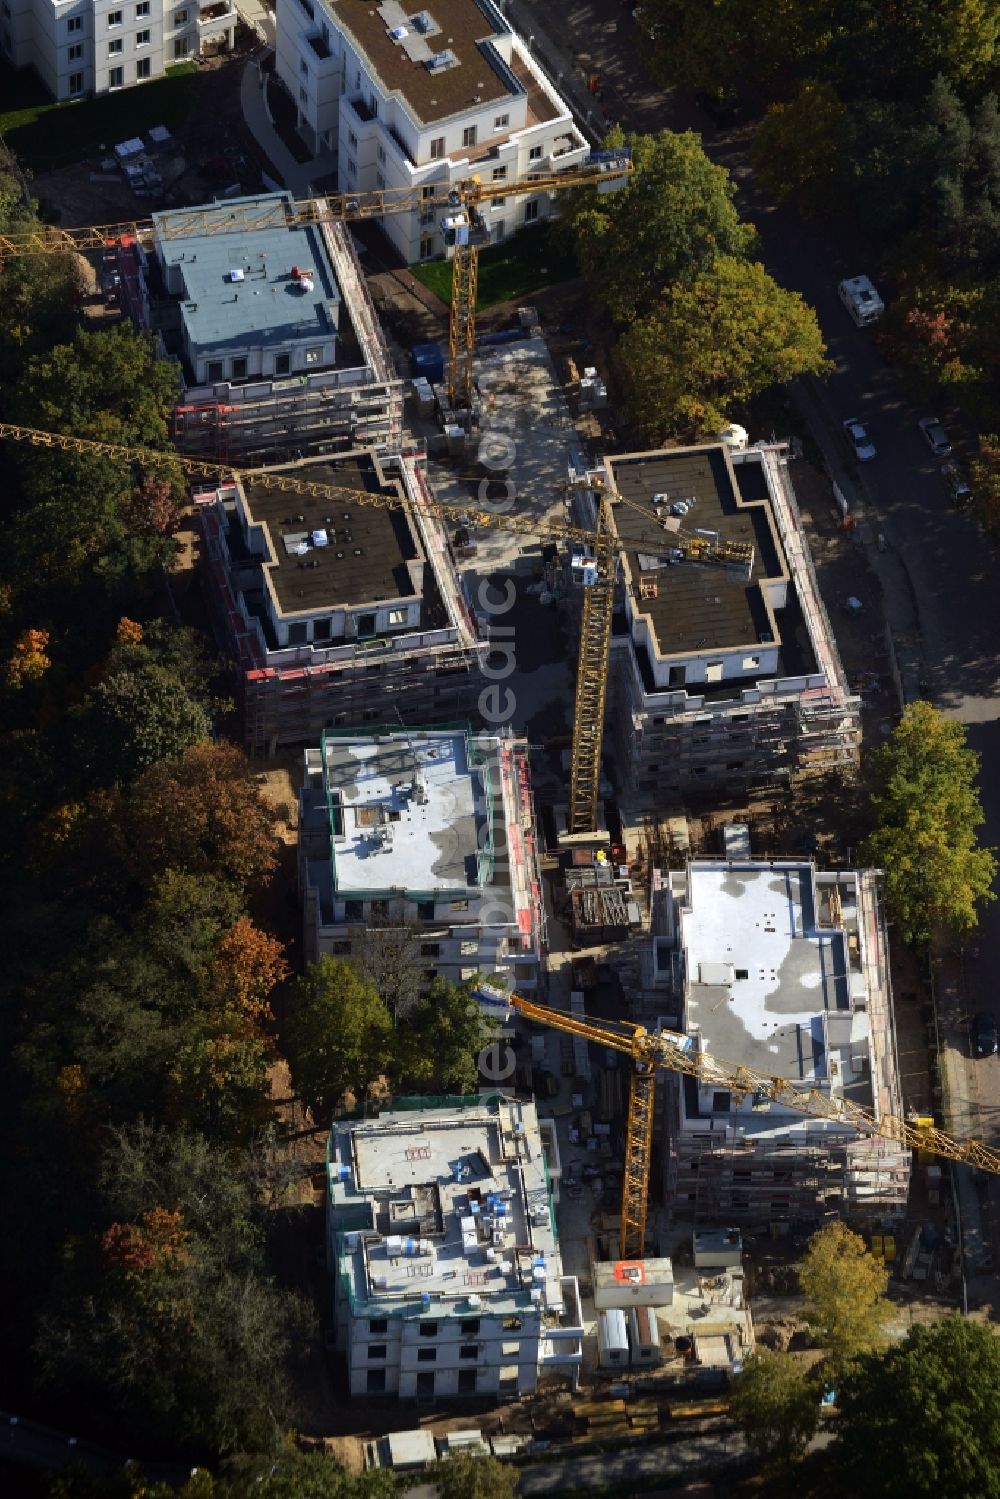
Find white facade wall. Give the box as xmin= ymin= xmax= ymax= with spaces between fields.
xmin=348 ymin=1309 xmax=547 ymax=1398
xmin=305 ymin=902 xmax=537 ymax=994
xmin=186 ymin=330 xmax=339 ymax=388
xmin=0 ymin=0 xmax=233 ymax=101
xmin=0 ymin=0 xmax=39 ymax=73
xmin=92 ymin=0 xmax=164 ymax=95
xmin=275 ymin=0 xmax=586 ymax=263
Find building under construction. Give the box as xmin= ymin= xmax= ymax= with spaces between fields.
xmin=587 ymin=441 xmax=861 ymax=800
xmin=650 ymin=858 xmax=910 ymax=1232
xmin=198 ymin=449 xmax=485 ymax=755
xmin=299 ymin=727 xmax=546 ymax=992
xmin=115 ymin=191 xmax=402 ymax=463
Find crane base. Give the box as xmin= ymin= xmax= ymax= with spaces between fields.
xmin=553 ymin=801 xmax=610 ymax=851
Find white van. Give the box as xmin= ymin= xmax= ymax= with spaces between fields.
xmin=838 ymin=275 xmax=884 ymax=327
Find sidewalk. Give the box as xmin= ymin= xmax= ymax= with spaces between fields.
xmin=502 ymin=0 xmax=609 ymax=144
xmin=239 ymin=56 xmax=338 ymax=196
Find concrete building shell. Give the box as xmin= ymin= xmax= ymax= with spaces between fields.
xmin=299 ymin=726 xmax=544 ymax=990
xmin=327 ymin=1096 xmax=583 ymax=1400
xmin=198 ymin=449 xmax=486 ymax=755
xmin=652 ymin=859 xmax=910 ymax=1231
xmin=579 ymin=441 xmax=861 ymax=801
xmin=115 ymin=194 xmax=403 ymax=463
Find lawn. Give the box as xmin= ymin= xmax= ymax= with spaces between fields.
xmin=410 ymin=220 xmax=578 ymax=308
xmin=0 ymin=61 xmax=198 ymax=172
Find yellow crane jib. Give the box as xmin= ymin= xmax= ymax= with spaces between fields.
xmin=508 ymin=994 xmax=1000 ymax=1258
xmin=0 ymin=150 xmax=633 ymax=415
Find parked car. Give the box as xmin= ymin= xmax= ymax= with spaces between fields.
xmin=940 ymin=462 xmax=973 ymax=510
xmin=838 ymin=275 xmax=884 ymax=326
xmin=842 ymin=417 xmax=877 ymax=462
xmin=918 ymin=416 xmax=952 ymax=457
xmin=971 ymin=1012 xmax=998 ymax=1059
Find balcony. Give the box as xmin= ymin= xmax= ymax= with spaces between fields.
xmin=386 ymin=123 xmax=416 ymax=170
xmin=346 ymin=94 xmax=376 ymax=123
xmin=197 ymin=0 xmax=235 ymax=41
xmin=307 ymin=32 xmax=331 ymax=58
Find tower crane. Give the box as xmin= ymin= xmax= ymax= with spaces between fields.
xmin=507 ymin=995 xmax=1000 ymax=1258
xmin=7 ymin=432 xmax=966 ymax=1259
xmin=0 ymin=422 xmax=752 ymax=840
xmin=0 ymin=151 xmax=632 ymax=412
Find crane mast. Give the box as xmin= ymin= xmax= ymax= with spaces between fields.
xmin=0 ymin=420 xmax=753 ymax=842
xmin=0 ymin=153 xmax=633 ymax=415
xmin=509 ymin=995 xmax=1000 ymax=1258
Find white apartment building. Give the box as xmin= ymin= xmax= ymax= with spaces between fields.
xmin=299 ymin=726 xmax=544 ymax=990
xmin=652 ymin=859 xmax=910 ymax=1230
xmin=327 ymin=1096 xmax=583 ymax=1400
xmin=1 ymin=0 xmax=234 ymax=101
xmin=575 ymin=441 xmax=861 ymax=800
xmin=275 ymin=0 xmax=588 ymax=262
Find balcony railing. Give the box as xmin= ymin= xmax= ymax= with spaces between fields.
xmin=197 ymin=0 xmax=234 ymax=35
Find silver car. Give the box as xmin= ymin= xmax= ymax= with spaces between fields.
xmin=919 ymin=417 xmax=952 ymax=457
xmin=842 ymin=417 xmax=877 ymax=462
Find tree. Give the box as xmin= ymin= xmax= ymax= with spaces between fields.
xmin=356 ymin=922 xmax=422 ymax=1023
xmin=970 ymin=433 xmax=1000 ymax=537
xmin=12 ymin=322 xmax=180 ymax=449
xmin=832 ymin=1315 xmax=1000 ymax=1499
xmin=400 ymin=978 xmax=494 ymax=1095
xmin=221 ymin=1446 xmax=399 ymax=1498
xmin=209 ymin=917 xmax=290 ymax=1030
xmin=35 ymin=1125 xmax=313 ymax=1455
xmin=7 ymin=325 xmax=182 ymax=594
xmin=286 ymin=958 xmax=393 ymax=1116
xmin=4 ymin=626 xmax=51 ymax=689
xmin=834 ymin=98 xmax=936 ymax=242
xmin=861 ymin=701 xmax=996 ymax=945
xmin=616 ymin=256 xmax=829 ymax=440
xmin=75 ymin=661 xmax=212 ymax=787
xmin=435 ymin=1452 xmax=517 ymax=1499
xmin=561 ymin=128 xmax=757 ymax=324
xmin=730 ymin=1349 xmax=819 ymax=1472
xmin=752 ymin=82 xmax=848 ymax=219
xmin=798 ymin=1222 xmax=889 ymax=1374
xmin=0 ymin=145 xmax=82 ymax=392
xmin=48 ymin=1449 xmax=398 ymax=1498
xmin=121 ymin=742 xmax=280 ymax=894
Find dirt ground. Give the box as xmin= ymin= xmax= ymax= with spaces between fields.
xmin=28 ymin=45 xmax=266 ymax=229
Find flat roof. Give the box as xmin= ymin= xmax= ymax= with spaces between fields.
xmin=325 ymin=731 xmax=482 ymax=893
xmin=606 ymin=445 xmax=785 ymax=657
xmin=332 ymin=0 xmax=515 ymax=125
xmin=330 ymin=1098 xmax=566 ymax=1315
xmin=239 ymin=457 xmax=421 ymax=617
xmin=680 ymin=863 xmax=867 ymax=1097
xmin=152 ymin=193 xmax=340 ymax=358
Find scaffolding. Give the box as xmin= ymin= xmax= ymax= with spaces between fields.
xmin=662 ymin=865 xmax=910 ymax=1229
xmin=199 ymin=498 xmax=484 ymax=756
xmin=119 ymin=221 xmax=406 ymax=465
